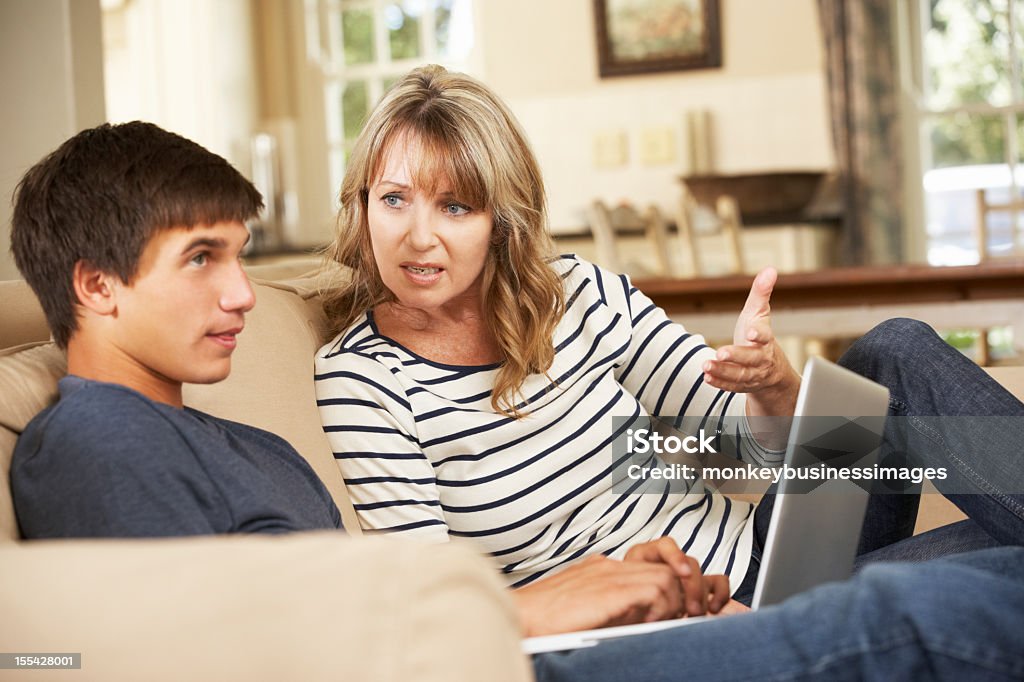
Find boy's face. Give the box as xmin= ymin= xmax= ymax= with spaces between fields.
xmin=107 ymin=221 xmax=255 ymax=392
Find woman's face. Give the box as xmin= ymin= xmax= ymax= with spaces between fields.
xmin=367 ymin=133 xmax=493 ymax=315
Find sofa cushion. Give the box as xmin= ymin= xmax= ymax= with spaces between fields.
xmin=0 ymin=533 xmax=531 ymax=682
xmin=0 ymin=342 xmax=66 ymax=432
xmin=0 ymin=342 xmax=66 ymax=542
xmin=0 ymin=281 xmax=360 ymax=542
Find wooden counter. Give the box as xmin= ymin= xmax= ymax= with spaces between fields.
xmin=633 ymin=261 xmax=1024 ymax=314
xmin=632 ymin=262 xmax=1024 ymax=357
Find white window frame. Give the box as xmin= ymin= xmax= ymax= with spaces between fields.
xmin=896 ymin=0 xmax=1024 ymax=265
xmin=304 ymin=0 xmax=483 ymax=208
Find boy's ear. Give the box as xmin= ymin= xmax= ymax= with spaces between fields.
xmin=72 ymin=260 xmax=119 ymax=316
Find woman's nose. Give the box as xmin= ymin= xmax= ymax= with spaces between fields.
xmin=406 ymin=206 xmax=439 ymax=251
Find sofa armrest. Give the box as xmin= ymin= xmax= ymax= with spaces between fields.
xmin=0 ymin=532 xmax=533 ymax=682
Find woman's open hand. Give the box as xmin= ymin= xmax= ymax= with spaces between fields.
xmin=701 ymin=267 xmax=800 ymax=418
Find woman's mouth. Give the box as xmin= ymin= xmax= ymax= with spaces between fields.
xmin=401 ymin=264 xmax=444 ymax=284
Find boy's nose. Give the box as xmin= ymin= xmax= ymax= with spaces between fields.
xmin=221 ymin=262 xmax=256 ymax=313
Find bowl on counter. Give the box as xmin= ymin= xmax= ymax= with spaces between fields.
xmin=681 ymin=171 xmax=833 ymax=223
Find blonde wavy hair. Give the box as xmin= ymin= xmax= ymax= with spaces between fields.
xmin=322 ymin=65 xmax=565 ymax=416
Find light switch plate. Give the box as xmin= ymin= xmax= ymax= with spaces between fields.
xmin=639 ymin=127 xmax=677 ymax=165
xmin=593 ymin=130 xmax=628 ymax=168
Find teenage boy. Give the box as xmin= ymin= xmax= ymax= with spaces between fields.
xmin=10 ymin=121 xmax=342 ymax=537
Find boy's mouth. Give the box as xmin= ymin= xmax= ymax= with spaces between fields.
xmin=207 ymin=326 xmax=243 ymax=349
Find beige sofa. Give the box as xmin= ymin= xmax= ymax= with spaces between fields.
xmin=0 ymin=274 xmax=532 ymax=682
xmin=2 ymin=267 xmax=1019 ymax=681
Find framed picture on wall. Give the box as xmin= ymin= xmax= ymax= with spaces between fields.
xmin=593 ymin=0 xmax=722 ymax=77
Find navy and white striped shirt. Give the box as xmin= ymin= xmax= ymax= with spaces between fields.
xmin=315 ymin=256 xmax=781 ymax=591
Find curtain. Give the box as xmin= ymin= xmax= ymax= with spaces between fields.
xmin=818 ymin=0 xmax=904 ymax=266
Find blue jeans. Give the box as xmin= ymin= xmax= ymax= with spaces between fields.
xmin=533 ymin=547 xmax=1024 ymax=681
xmin=838 ymin=318 xmax=1024 ymax=551
xmin=731 ymin=318 xmax=1024 ymax=604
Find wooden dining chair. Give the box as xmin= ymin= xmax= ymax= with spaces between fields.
xmin=974 ymin=187 xmax=1024 ymax=261
xmin=669 ymin=188 xmax=746 ymax=277
xmin=586 ymin=199 xmax=622 ymax=273
xmin=971 ymin=187 xmax=1023 ymax=365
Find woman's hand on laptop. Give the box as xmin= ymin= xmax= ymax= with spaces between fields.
xmin=715 ymin=599 xmax=752 ymax=616
xmin=514 ymin=538 xmax=729 ymax=637
xmin=624 ymin=537 xmax=730 ymax=617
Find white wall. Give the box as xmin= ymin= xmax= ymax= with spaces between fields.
xmin=478 ymin=0 xmax=834 ymax=231
xmin=0 ymin=0 xmax=106 ymax=281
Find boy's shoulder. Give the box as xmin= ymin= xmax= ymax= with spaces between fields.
xmin=27 ymin=375 xmax=172 ymax=429
xmin=15 ymin=376 xmax=191 ymax=465
xmin=19 ymin=376 xmax=287 ymax=455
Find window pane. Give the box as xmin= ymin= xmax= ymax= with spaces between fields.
xmin=385 ymin=2 xmax=422 ymax=60
xmin=923 ymin=113 xmax=1012 ymax=264
xmin=924 ymin=161 xmax=1021 ymax=263
xmin=1016 ymin=0 xmax=1024 ymax=100
xmin=324 ymin=81 xmax=343 ymax=144
xmin=928 ymin=112 xmax=1006 ymax=168
xmin=1020 ymin=114 xmax=1024 ymax=165
xmin=924 ymin=0 xmax=1015 ymax=108
xmin=435 ymin=0 xmax=473 ymax=59
xmin=342 ymin=8 xmax=375 ymax=65
xmin=1016 ymin=113 xmax=1024 ymax=251
xmin=342 ymin=80 xmax=369 ymax=141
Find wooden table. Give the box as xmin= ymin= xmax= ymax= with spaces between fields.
xmin=632 ymin=262 xmax=1024 ymax=357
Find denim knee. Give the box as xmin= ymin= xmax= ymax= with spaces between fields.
xmin=864 ymin=318 xmax=938 ymax=342
xmin=838 ymin=318 xmax=942 ymax=380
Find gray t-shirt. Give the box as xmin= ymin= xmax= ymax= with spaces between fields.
xmin=12 ymin=376 xmax=343 ymax=538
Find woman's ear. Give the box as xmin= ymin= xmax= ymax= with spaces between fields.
xmin=71 ymin=260 xmax=118 ymax=316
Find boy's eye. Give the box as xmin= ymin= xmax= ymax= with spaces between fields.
xmin=190 ymin=252 xmax=208 ymax=266
xmin=445 ymin=202 xmax=470 ymax=216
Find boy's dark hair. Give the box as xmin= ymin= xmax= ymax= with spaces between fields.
xmin=10 ymin=121 xmax=263 ymax=348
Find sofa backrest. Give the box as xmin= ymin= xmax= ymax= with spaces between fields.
xmin=0 ymin=278 xmax=360 ymax=542
xmin=0 ymin=279 xmax=49 ymax=349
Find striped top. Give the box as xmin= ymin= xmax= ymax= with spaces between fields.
xmin=315 ymin=256 xmax=782 ymax=591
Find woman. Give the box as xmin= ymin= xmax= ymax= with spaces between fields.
xmin=315 ymin=65 xmax=1023 ymax=635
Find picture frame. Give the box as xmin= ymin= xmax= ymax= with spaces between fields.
xmin=593 ymin=0 xmax=722 ymax=77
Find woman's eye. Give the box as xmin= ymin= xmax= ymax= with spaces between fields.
xmin=382 ymin=194 xmax=402 ymax=208
xmin=190 ymin=252 xmax=208 ymax=266
xmin=446 ymin=202 xmax=470 ymax=216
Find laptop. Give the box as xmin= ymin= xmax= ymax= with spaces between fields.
xmin=522 ymin=356 xmax=890 ymax=655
